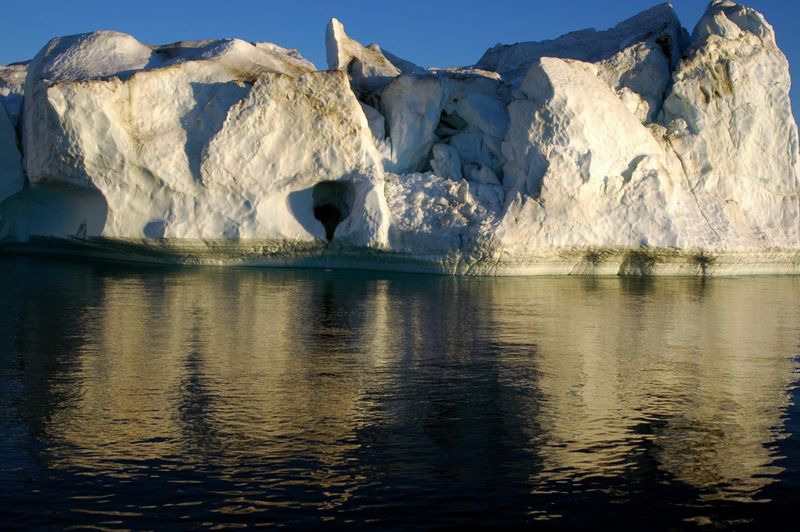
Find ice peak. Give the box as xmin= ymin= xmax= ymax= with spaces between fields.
xmin=325 ymin=17 xmax=422 ymax=93
xmin=692 ymin=0 xmax=775 ymax=48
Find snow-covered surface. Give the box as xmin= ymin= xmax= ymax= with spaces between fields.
xmin=662 ymin=0 xmax=800 ymax=248
xmin=1 ymin=1 xmax=800 ymax=276
xmin=497 ymin=57 xmax=711 ymax=252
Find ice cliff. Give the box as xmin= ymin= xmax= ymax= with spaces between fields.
xmin=1 ymin=0 xmax=799 ymax=275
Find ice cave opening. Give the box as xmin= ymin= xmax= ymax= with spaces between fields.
xmin=312 ymin=180 xmax=355 ymax=241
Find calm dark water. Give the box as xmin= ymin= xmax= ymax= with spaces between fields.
xmin=1 ymin=256 xmax=800 ymax=529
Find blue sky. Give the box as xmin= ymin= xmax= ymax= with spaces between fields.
xmin=2 ymin=1 xmax=799 ymax=111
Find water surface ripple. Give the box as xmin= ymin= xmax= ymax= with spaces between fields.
xmin=1 ymin=257 xmax=799 ymax=529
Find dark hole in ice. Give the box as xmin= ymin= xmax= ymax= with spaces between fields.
xmin=656 ymin=35 xmax=673 ymax=62
xmin=314 ymin=204 xmax=341 ymax=241
xmin=312 ymin=181 xmax=355 ymax=242
xmin=434 ymin=110 xmax=468 ymax=141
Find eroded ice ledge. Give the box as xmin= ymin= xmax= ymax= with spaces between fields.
xmin=1 ymin=0 xmax=799 ymax=276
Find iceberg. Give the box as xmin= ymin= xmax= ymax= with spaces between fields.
xmin=1 ymin=0 xmax=799 ymax=275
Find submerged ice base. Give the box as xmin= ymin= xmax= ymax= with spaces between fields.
xmin=1 ymin=1 xmax=799 ymax=276
xmin=5 ymin=237 xmax=800 ymax=277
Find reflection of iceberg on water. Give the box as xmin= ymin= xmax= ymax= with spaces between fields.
xmin=11 ymin=268 xmax=796 ymax=505
xmin=487 ymin=278 xmax=798 ymax=500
